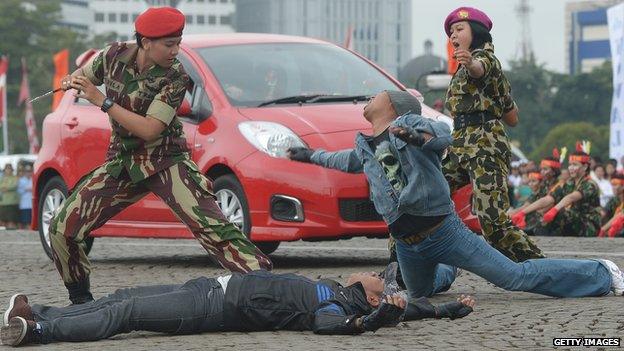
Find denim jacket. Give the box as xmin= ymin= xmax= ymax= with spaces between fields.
xmin=310 ymin=114 xmax=454 ymax=224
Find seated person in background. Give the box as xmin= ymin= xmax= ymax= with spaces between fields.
xmin=0 ymin=269 xmax=475 ymax=346
xmin=512 ymin=143 xmax=601 ymax=237
xmin=599 ymin=174 xmax=624 ymax=238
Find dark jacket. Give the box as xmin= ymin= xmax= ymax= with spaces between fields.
xmin=223 ymin=271 xmax=372 ymax=334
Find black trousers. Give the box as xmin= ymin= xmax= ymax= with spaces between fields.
xmin=32 ymin=277 xmax=224 ymax=343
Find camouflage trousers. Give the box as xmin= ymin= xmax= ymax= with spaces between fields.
xmin=443 ymin=152 xmax=545 ymax=262
xmin=49 ymin=160 xmax=273 ymax=285
xmin=537 ymin=209 xmax=601 ymax=237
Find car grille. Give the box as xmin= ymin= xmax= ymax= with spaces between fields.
xmin=339 ymin=199 xmax=383 ymax=222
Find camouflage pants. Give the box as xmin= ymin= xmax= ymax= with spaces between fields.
xmin=49 ymin=160 xmax=273 ymax=285
xmin=540 ymin=209 xmax=600 ymax=237
xmin=443 ymin=152 xmax=544 ymax=262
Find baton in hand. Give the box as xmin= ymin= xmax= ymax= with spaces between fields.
xmin=28 ymin=88 xmax=63 ymax=103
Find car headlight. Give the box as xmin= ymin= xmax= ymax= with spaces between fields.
xmin=238 ymin=121 xmax=308 ymax=158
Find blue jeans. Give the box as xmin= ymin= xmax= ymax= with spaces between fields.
xmin=396 ymin=213 xmax=612 ymax=298
xmin=32 ymin=277 xmax=225 ymax=344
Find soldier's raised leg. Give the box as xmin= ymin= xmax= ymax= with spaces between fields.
xmin=49 ymin=166 xmax=150 ymax=304
xmin=467 ymin=155 xmax=544 ymax=262
xmin=148 ymin=161 xmax=272 ymax=272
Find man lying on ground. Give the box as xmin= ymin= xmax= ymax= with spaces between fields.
xmin=0 ymin=269 xmax=475 ymax=346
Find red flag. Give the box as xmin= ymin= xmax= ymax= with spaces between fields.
xmin=17 ymin=58 xmax=40 ymax=153
xmin=446 ymin=39 xmax=459 ymax=74
xmin=0 ymin=56 xmax=8 ymax=124
xmin=52 ymin=49 xmax=69 ymax=110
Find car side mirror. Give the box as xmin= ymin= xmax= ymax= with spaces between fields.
xmin=177 ymin=99 xmax=192 ymax=117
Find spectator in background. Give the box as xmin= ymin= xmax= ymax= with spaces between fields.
xmin=592 ymin=164 xmax=614 ymax=207
xmin=432 ymin=99 xmax=444 ymax=113
xmin=606 ymin=159 xmax=618 ymax=179
xmin=0 ymin=164 xmax=19 ymax=230
xmin=599 ymin=174 xmax=624 ymax=238
xmin=17 ymin=164 xmax=33 ymax=230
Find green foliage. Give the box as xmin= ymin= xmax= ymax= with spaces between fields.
xmin=505 ymin=58 xmax=612 ymax=161
xmin=0 ymin=0 xmax=118 ymax=154
xmin=529 ymin=122 xmax=610 ymax=162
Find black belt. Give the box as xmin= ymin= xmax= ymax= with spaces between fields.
xmin=395 ymin=221 xmax=445 ymax=246
xmin=453 ymin=111 xmax=498 ymax=129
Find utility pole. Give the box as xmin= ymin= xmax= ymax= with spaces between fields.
xmin=515 ymin=0 xmax=534 ymax=61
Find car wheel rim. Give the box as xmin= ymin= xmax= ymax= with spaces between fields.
xmin=215 ymin=189 xmax=245 ymax=229
xmin=42 ymin=189 xmax=66 ymax=249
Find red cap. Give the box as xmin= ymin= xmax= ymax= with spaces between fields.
xmin=444 ymin=7 xmax=493 ymax=37
xmin=135 ymin=7 xmax=185 ymax=38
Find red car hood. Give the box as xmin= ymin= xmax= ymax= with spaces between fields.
xmin=238 ymin=104 xmax=369 ymax=136
xmin=238 ymin=102 xmax=451 ymax=136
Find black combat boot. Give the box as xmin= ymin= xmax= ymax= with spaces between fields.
xmin=65 ymin=278 xmax=94 ymax=305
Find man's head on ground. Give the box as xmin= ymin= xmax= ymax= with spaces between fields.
xmin=346 ymin=271 xmax=384 ymax=307
xmin=134 ymin=7 xmax=185 ymax=68
xmin=363 ymin=91 xmax=421 ymax=125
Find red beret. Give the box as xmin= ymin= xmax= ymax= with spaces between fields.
xmin=444 ymin=7 xmax=492 ymax=37
xmin=135 ymin=7 xmax=185 ymax=38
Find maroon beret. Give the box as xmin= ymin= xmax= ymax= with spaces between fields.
xmin=444 ymin=7 xmax=492 ymax=37
xmin=135 ymin=7 xmax=185 ymax=38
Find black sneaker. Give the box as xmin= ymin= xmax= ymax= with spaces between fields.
xmin=0 ymin=317 xmax=40 ymax=346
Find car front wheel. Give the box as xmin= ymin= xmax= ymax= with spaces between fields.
xmin=38 ymin=176 xmax=94 ymax=260
xmin=213 ymin=174 xmax=279 ymax=255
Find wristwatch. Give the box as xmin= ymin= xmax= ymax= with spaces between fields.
xmin=100 ymin=97 xmax=114 ymax=113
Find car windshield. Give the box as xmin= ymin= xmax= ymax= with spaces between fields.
xmin=196 ymin=43 xmax=399 ymax=107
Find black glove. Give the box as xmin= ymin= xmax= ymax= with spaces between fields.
xmin=287 ymin=147 xmax=314 ymax=163
xmin=390 ymin=127 xmax=425 ymax=146
xmin=361 ymin=302 xmax=405 ymax=331
xmin=403 ymin=297 xmax=473 ymax=321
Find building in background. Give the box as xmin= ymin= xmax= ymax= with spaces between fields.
xmin=398 ymin=40 xmax=446 ymax=89
xmin=565 ymin=0 xmax=621 ymax=74
xmin=60 ymin=0 xmax=235 ymax=42
xmin=235 ymin=0 xmax=412 ymax=76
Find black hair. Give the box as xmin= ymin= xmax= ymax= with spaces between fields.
xmin=468 ymin=22 xmax=493 ymax=50
xmin=135 ymin=32 xmax=144 ymax=48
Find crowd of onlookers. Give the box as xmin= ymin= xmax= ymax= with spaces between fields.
xmin=509 ymin=155 xmax=624 ymax=237
xmin=0 ymin=162 xmax=33 ymax=230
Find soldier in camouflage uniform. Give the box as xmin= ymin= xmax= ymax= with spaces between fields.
xmin=52 ymin=7 xmax=272 ymax=304
xmin=443 ymin=7 xmax=544 ymax=261
xmin=513 ymin=149 xmax=602 ymax=237
xmin=509 ymin=152 xmax=564 ymax=233
xmin=600 ymin=174 xmax=624 ymax=237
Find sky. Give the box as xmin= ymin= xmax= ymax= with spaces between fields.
xmin=412 ymin=0 xmax=571 ymax=72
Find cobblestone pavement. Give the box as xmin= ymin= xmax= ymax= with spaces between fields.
xmin=0 ymin=230 xmax=623 ymax=350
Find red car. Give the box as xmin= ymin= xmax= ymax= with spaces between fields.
xmin=32 ymin=33 xmax=479 ymax=258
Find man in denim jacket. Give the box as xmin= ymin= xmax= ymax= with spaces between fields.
xmin=288 ymin=90 xmax=624 ymax=300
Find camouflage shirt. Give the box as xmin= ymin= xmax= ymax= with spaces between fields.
xmin=604 ymin=197 xmax=623 ymax=219
xmin=550 ymin=177 xmax=601 ymax=218
xmin=529 ymin=177 xmax=559 ymax=202
xmin=444 ymin=43 xmax=516 ymax=163
xmin=82 ymin=42 xmax=190 ymax=183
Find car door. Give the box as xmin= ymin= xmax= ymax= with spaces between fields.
xmin=60 ymin=87 xmax=111 ymax=188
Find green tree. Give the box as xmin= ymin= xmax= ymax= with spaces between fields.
xmin=0 ymin=0 xmax=91 ymax=153
xmin=529 ymin=122 xmax=610 ymax=162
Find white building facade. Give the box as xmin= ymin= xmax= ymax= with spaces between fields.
xmin=60 ymin=0 xmax=235 ymax=41
xmin=235 ymin=0 xmax=412 ymax=76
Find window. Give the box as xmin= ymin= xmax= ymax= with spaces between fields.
xmin=197 ymin=15 xmax=205 ymax=24
xmin=220 ymin=0 xmax=228 ymax=3
xmin=220 ymin=15 xmax=231 ymax=25
xmin=108 ymin=13 xmax=117 ymax=22
xmin=95 ymin=12 xmax=104 ymax=22
xmin=120 ymin=13 xmax=128 ymax=23
xmin=208 ymin=15 xmax=216 ymax=24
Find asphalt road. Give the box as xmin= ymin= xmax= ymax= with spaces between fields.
xmin=0 ymin=230 xmax=623 ymax=350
